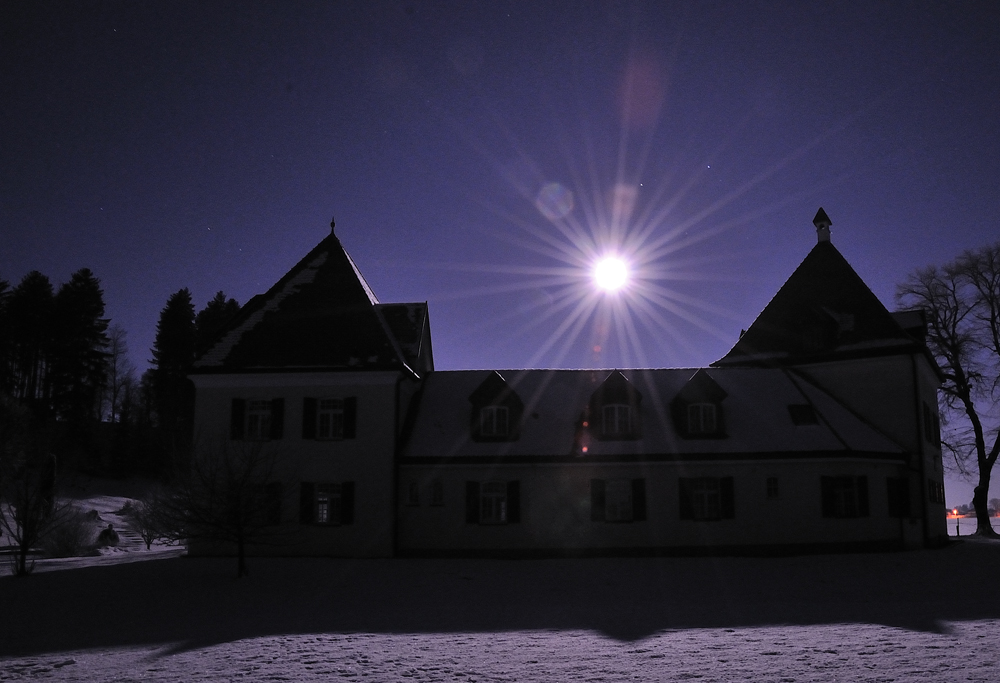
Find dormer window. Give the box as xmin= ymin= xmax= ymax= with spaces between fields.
xmin=589 ymin=371 xmax=642 ymax=441
xmin=479 ymin=405 xmax=509 ymax=438
xmin=602 ymin=404 xmax=633 ymax=437
xmin=469 ymin=371 xmax=523 ymax=442
xmin=687 ymin=403 xmax=717 ymax=434
xmin=671 ymin=369 xmax=727 ymax=439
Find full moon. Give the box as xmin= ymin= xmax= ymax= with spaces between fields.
xmin=593 ymin=257 xmax=628 ymax=291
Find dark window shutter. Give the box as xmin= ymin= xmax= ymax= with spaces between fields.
xmin=720 ymin=477 xmax=735 ymax=519
xmin=302 ymin=398 xmax=317 ymax=439
xmin=270 ymin=398 xmax=285 ymax=439
xmin=856 ymin=476 xmax=869 ymax=517
xmin=590 ymin=479 xmax=606 ymax=522
xmin=678 ymin=478 xmax=694 ymax=520
xmin=341 ymin=481 xmax=355 ymax=524
xmin=343 ymin=396 xmax=357 ymax=438
xmin=632 ymin=479 xmax=647 ymax=521
xmin=230 ymin=399 xmax=246 ymax=440
xmin=507 ymin=480 xmax=520 ymax=523
xmin=820 ymin=476 xmax=835 ymax=517
xmin=299 ymin=482 xmax=315 ymax=523
xmin=465 ymin=481 xmax=480 ymax=524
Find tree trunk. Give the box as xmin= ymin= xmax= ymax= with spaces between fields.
xmin=973 ymin=481 xmax=999 ymax=537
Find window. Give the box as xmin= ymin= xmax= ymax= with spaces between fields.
xmin=230 ymin=398 xmax=284 ymax=441
xmin=679 ymin=477 xmax=735 ymax=521
xmin=302 ymin=397 xmax=356 ymax=440
xmin=299 ymin=481 xmax=354 ymax=525
xmin=886 ymin=477 xmax=911 ymax=518
xmin=406 ymin=480 xmax=420 ymax=506
xmin=465 ymin=480 xmax=520 ymax=524
xmin=479 ymin=406 xmax=509 ymax=438
xmin=318 ymin=399 xmax=345 ymax=439
xmin=788 ymin=404 xmax=819 ymax=425
xmin=820 ymin=476 xmax=869 ymax=518
xmin=923 ymin=402 xmax=941 ymax=446
xmin=469 ymin=371 xmax=523 ymax=442
xmin=590 ymin=371 xmax=642 ymax=440
xmin=602 ymin=404 xmax=633 ymax=437
xmin=591 ymin=479 xmax=647 ymax=522
xmin=687 ymin=403 xmax=717 ymax=435
xmin=928 ymin=479 xmax=945 ymax=505
xmin=430 ymin=479 xmax=444 ymax=506
xmin=766 ymin=477 xmax=780 ymax=500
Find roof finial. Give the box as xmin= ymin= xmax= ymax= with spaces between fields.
xmin=330 ymin=216 xmax=336 ymax=235
xmin=813 ymin=207 xmax=831 ymax=243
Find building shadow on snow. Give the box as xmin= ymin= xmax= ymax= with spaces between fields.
xmin=1 ymin=541 xmax=997 ymax=657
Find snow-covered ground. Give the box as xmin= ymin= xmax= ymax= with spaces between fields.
xmin=3 ymin=484 xmax=1000 ymax=681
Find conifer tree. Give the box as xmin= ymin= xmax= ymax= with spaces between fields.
xmin=150 ymin=288 xmax=196 ymax=469
xmin=7 ymin=271 xmax=55 ymax=413
xmin=195 ymin=291 xmax=240 ymax=356
xmin=50 ymin=268 xmax=110 ymax=426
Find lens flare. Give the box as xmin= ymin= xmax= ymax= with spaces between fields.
xmin=594 ymin=257 xmax=628 ymax=291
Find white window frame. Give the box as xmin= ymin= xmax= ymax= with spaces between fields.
xmin=691 ymin=478 xmax=722 ymax=520
xmin=479 ymin=405 xmax=509 ymax=438
xmin=605 ymin=479 xmax=633 ymax=522
xmin=246 ymin=399 xmax=272 ymax=441
xmin=316 ymin=483 xmax=343 ymax=525
xmin=480 ymin=481 xmax=507 ymax=524
xmin=687 ymin=403 xmax=717 ymax=434
xmin=317 ymin=398 xmax=345 ymax=440
xmin=602 ymin=404 xmax=632 ymax=436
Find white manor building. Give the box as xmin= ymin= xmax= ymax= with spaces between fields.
xmin=189 ymin=209 xmax=948 ymax=557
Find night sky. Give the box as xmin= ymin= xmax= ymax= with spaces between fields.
xmin=3 ymin=2 xmax=998 ymax=504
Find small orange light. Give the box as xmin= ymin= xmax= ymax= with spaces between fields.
xmin=582 ymin=446 xmax=588 ymax=453
xmin=582 ymin=421 xmax=589 ymax=427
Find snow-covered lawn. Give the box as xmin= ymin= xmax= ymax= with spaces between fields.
xmin=3 ymin=536 xmax=1000 ymax=681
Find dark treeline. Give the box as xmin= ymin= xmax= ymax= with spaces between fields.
xmin=0 ymin=269 xmax=238 ymax=479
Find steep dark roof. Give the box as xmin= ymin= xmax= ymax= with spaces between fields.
xmin=715 ymin=241 xmax=917 ymax=366
xmin=193 ymin=231 xmax=425 ymax=375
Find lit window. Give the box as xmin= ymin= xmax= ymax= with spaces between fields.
xmin=480 ymin=481 xmax=508 ymax=524
xmin=316 ymin=483 xmax=342 ymax=525
xmin=602 ymin=404 xmax=632 ymax=436
xmin=246 ymin=400 xmax=272 ymax=440
xmin=687 ymin=403 xmax=717 ymax=434
xmin=317 ymin=398 xmax=345 ymax=440
xmin=479 ymin=406 xmax=509 ymax=438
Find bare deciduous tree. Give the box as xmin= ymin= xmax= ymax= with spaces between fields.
xmin=157 ymin=438 xmax=285 ymax=577
xmin=898 ymin=242 xmax=1000 ymax=536
xmin=0 ymin=396 xmax=65 ymax=575
xmin=103 ymin=324 xmax=135 ymax=424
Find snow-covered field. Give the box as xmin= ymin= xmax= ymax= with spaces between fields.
xmin=3 ymin=487 xmax=1000 ymax=682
